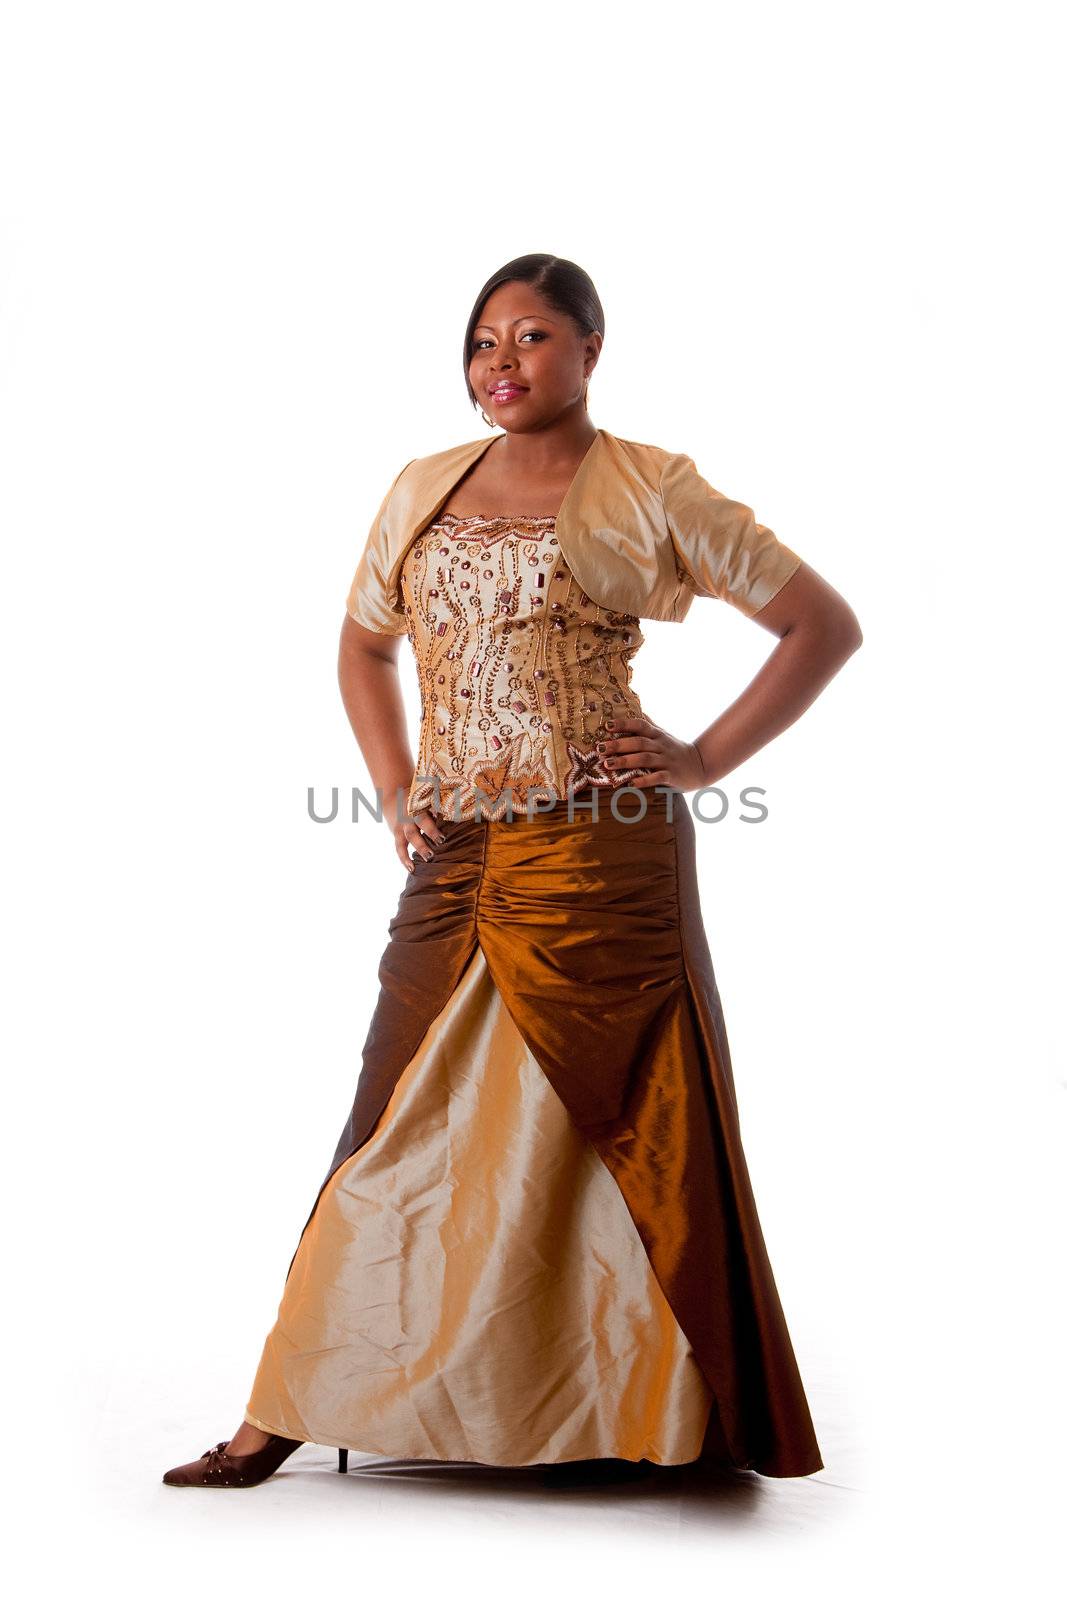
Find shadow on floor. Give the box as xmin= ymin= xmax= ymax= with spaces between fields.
xmin=288 ymin=1449 xmax=768 ymax=1522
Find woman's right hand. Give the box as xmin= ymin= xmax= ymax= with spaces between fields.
xmin=394 ymin=809 xmax=448 ymax=873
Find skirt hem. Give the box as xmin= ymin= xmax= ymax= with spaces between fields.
xmin=243 ymin=1408 xmax=707 ymax=1470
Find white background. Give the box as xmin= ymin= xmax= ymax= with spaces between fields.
xmin=2 ymin=0 xmax=1062 ymax=1592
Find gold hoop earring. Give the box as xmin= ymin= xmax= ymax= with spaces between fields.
xmin=480 ymin=408 xmax=497 ymax=429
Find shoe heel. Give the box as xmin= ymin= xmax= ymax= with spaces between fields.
xmin=338 ymin=1449 xmax=348 ymax=1474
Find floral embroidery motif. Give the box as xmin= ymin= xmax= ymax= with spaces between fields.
xmin=399 ymin=512 xmax=654 ymax=820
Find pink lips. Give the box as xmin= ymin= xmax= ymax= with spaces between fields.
xmin=490 ymin=385 xmax=527 ymax=404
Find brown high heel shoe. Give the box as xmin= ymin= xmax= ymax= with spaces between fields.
xmin=162 ymin=1432 xmax=311 ymax=1487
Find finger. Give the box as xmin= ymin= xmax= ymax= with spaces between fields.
xmin=404 ymin=822 xmax=437 ymax=863
xmin=400 ymin=803 xmax=449 ymax=846
xmin=599 ymin=722 xmax=658 ymax=747
xmin=597 ymin=733 xmax=658 ymax=753
xmin=601 ymin=746 xmax=660 ymax=769
xmin=416 ymin=814 xmax=448 ymax=846
xmin=627 ymin=769 xmax=673 ymax=789
xmin=396 ymin=823 xmax=434 ymax=864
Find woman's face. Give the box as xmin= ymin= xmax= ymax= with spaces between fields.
xmin=469 ymin=281 xmax=600 ymax=432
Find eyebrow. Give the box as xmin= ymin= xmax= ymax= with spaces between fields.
xmin=473 ymin=315 xmax=558 ymax=334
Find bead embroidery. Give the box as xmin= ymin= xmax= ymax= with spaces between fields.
xmin=400 ymin=513 xmax=655 ymax=821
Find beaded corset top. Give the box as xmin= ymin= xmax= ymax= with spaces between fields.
xmin=398 ymin=512 xmax=655 ymax=821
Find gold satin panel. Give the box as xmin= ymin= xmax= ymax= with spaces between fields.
xmin=245 ymin=945 xmax=713 ymax=1466
xmin=400 ymin=512 xmax=653 ymax=821
xmin=249 ymin=792 xmax=823 ymax=1477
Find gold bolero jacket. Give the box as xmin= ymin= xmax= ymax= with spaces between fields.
xmin=345 ymin=427 xmax=803 ymax=634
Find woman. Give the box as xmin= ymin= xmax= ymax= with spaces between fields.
xmin=163 ymin=254 xmax=861 ymax=1489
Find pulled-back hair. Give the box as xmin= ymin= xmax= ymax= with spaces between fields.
xmin=462 ymin=254 xmax=605 ymax=410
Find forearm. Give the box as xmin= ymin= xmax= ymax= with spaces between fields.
xmin=693 ymin=614 xmax=861 ymax=786
xmin=337 ymin=640 xmax=416 ymax=820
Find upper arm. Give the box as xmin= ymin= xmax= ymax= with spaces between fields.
xmin=747 ymin=558 xmax=863 ymax=648
xmin=339 ymin=610 xmax=405 ymax=661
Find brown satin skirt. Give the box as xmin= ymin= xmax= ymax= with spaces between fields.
xmin=244 ymin=787 xmax=823 ymax=1477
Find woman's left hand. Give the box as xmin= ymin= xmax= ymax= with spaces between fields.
xmin=597 ymin=715 xmax=709 ymax=792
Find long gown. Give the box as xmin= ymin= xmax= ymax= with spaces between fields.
xmin=242 ymin=510 xmax=824 ymax=1477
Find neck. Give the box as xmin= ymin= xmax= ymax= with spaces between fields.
xmin=491 ymin=413 xmax=599 ymax=472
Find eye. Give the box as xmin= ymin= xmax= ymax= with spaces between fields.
xmin=472 ymin=330 xmax=547 ymax=352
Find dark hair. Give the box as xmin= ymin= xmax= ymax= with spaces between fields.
xmin=462 ymin=253 xmax=605 ymax=411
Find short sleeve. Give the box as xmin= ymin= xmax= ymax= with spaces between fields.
xmin=660 ymin=452 xmax=803 ymax=618
xmin=344 ymin=459 xmax=416 ymax=634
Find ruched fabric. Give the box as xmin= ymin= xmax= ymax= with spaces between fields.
xmin=245 ymin=789 xmax=823 ymax=1477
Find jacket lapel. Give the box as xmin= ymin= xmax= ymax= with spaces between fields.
xmin=381 ymin=434 xmax=499 ymax=610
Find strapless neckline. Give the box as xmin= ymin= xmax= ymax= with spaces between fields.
xmin=430 ymin=511 xmax=558 ymax=526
